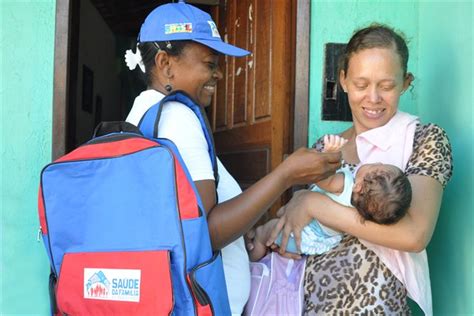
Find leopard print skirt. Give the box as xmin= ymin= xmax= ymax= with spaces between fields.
xmin=303 ymin=235 xmax=411 ymax=315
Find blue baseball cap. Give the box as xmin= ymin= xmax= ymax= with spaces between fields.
xmin=139 ymin=0 xmax=250 ymax=57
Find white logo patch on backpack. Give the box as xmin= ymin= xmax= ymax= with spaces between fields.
xmin=84 ymin=268 xmax=141 ymax=302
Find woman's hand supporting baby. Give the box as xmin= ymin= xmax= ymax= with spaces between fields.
xmin=246 ymin=217 xmax=304 ymax=261
xmin=267 ymin=190 xmax=323 ymax=255
xmin=246 ymin=135 xmax=347 ymax=258
xmin=267 ymin=134 xmax=348 ymax=254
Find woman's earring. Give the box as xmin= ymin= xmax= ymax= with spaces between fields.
xmin=165 ymin=83 xmax=173 ymax=92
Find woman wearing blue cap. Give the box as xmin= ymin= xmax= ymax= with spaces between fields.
xmin=124 ymin=1 xmax=342 ymax=314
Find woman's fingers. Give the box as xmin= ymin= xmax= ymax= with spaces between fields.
xmin=278 ymin=251 xmax=302 ymax=260
xmin=278 ymin=225 xmax=291 ymax=255
xmin=293 ymin=228 xmax=303 ymax=254
xmin=246 ymin=228 xmax=256 ymax=239
xmin=244 ymin=228 xmax=256 ymax=251
xmin=283 ymin=147 xmax=342 ymax=185
xmin=276 ymin=205 xmax=285 ymax=217
xmin=267 ymin=216 xmax=286 ymax=246
xmin=326 ymin=150 xmax=342 ymax=162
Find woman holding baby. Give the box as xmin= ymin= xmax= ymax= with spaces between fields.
xmin=249 ymin=24 xmax=453 ymax=314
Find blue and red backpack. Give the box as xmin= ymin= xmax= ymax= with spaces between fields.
xmin=38 ymin=92 xmax=230 ymax=315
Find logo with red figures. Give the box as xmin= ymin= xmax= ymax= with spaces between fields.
xmin=84 ymin=268 xmax=141 ymax=302
xmin=86 ymin=270 xmax=110 ymax=298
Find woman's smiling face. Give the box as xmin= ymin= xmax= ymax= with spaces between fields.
xmin=340 ymin=47 xmax=410 ymax=133
xmin=170 ymin=42 xmax=223 ymax=107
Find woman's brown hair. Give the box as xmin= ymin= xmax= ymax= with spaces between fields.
xmin=339 ymin=23 xmax=410 ymax=76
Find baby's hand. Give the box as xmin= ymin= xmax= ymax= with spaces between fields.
xmin=247 ymin=219 xmax=279 ymax=262
xmin=323 ymin=134 xmax=348 ymax=153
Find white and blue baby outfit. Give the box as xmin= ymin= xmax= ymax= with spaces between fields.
xmin=275 ymin=167 xmax=354 ymax=255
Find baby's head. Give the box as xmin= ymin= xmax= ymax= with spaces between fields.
xmin=351 ymin=163 xmax=412 ymax=225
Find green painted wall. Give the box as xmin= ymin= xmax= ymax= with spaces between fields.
xmin=310 ymin=0 xmax=473 ymax=314
xmin=0 ymin=0 xmax=471 ymax=314
xmin=418 ymin=2 xmax=473 ymax=314
xmin=1 ymin=1 xmax=56 ymax=314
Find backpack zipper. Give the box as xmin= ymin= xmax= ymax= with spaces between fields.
xmin=37 ymin=227 xmax=42 ymax=242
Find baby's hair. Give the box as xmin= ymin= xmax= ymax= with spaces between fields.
xmin=351 ymin=167 xmax=412 ymax=225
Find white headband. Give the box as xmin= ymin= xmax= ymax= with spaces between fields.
xmin=124 ymin=45 xmax=145 ymax=73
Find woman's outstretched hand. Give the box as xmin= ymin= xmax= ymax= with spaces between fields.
xmin=278 ymin=148 xmax=342 ymax=187
xmin=205 ymin=147 xmax=341 ymax=250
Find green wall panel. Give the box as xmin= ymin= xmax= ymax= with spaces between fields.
xmin=1 ymin=1 xmax=56 ymax=314
xmin=418 ymin=2 xmax=473 ymax=314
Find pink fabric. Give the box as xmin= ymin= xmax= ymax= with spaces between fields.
xmin=356 ymin=111 xmax=418 ymax=170
xmin=245 ymin=253 xmax=306 ymax=316
xmin=356 ymin=111 xmax=433 ymax=315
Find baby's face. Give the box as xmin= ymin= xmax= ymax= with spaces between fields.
xmin=354 ymin=163 xmax=400 ymax=187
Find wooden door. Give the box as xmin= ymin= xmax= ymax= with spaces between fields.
xmin=210 ymin=0 xmax=299 ymax=217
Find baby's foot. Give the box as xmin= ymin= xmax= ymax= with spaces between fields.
xmin=323 ymin=134 xmax=348 ymax=153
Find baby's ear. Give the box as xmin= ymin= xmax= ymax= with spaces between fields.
xmin=353 ymin=181 xmax=363 ymax=193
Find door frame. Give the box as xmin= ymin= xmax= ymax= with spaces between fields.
xmin=51 ymin=0 xmax=310 ymax=159
xmin=52 ymin=0 xmax=80 ymax=159
xmin=292 ymin=0 xmax=310 ymax=151
xmin=52 ymin=0 xmax=69 ymax=160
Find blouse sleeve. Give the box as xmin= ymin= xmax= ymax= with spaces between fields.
xmin=405 ymin=123 xmax=453 ymax=188
xmin=311 ymin=137 xmax=325 ymax=152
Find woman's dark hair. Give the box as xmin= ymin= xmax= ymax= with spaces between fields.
xmin=339 ymin=23 xmax=410 ymax=76
xmin=137 ymin=40 xmax=191 ymax=86
xmin=351 ymin=167 xmax=412 ymax=225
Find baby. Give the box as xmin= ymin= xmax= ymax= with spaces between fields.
xmin=249 ymin=135 xmax=412 ymax=261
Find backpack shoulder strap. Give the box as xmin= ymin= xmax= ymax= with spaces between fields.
xmin=138 ymin=91 xmax=219 ymax=185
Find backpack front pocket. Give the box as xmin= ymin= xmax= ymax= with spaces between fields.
xmin=188 ymin=252 xmax=230 ymax=316
xmin=56 ymin=250 xmax=173 ymax=315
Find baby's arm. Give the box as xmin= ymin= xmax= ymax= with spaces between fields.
xmin=314 ymin=135 xmax=347 ymax=193
xmin=248 ymin=218 xmax=279 ymax=262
